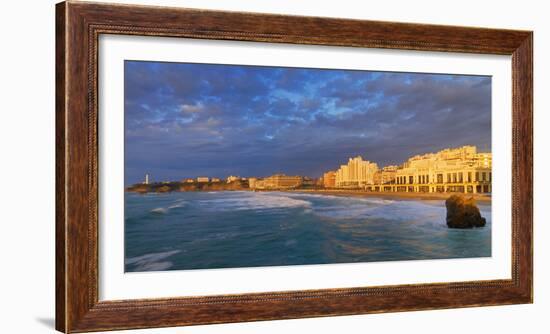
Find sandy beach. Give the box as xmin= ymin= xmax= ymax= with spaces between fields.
xmin=282 ymin=189 xmax=492 ymax=203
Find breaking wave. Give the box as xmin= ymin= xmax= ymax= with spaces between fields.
xmin=198 ymin=192 xmax=311 ymax=211
xmin=168 ymin=199 xmax=187 ymax=209
xmin=125 ymin=250 xmax=180 ymax=271
xmin=150 ymin=200 xmax=187 ymax=214
xmin=281 ymin=193 xmax=445 ymax=222
xmin=284 ymin=192 xmax=394 ymax=205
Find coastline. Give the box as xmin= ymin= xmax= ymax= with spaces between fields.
xmin=127 ymin=186 xmax=491 ymax=203
xmin=281 ymin=189 xmax=492 ymax=203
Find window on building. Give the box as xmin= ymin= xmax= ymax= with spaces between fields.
xmin=409 ymin=176 xmax=413 ymax=184
xmin=437 ymin=174 xmax=443 ymax=183
xmin=459 ymin=172 xmax=463 ymax=183
xmin=447 ymin=174 xmax=451 ymax=183
xmin=482 ymin=172 xmax=486 ymax=181
xmin=468 ymin=172 xmax=472 ymax=182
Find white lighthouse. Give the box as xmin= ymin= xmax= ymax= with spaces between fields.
xmin=144 ymin=173 xmax=149 ymax=185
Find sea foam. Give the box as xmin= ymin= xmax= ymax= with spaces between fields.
xmin=150 ymin=207 xmax=168 ymax=214
xmin=198 ymin=192 xmax=311 ymax=211
xmin=304 ymin=195 xmax=446 ymax=222
xmin=150 ymin=199 xmax=187 ymax=214
xmin=125 ymin=250 xmax=180 ymax=271
xmin=284 ymin=192 xmax=394 ymax=205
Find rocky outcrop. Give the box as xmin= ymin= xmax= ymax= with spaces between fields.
xmin=156 ymin=185 xmax=172 ymax=193
xmin=127 ymin=184 xmax=149 ymax=194
xmin=178 ymin=183 xmax=199 ymax=192
xmin=202 ymin=181 xmax=248 ymax=191
xmin=445 ymin=194 xmax=486 ymax=228
xmin=126 ymin=180 xmax=249 ymax=193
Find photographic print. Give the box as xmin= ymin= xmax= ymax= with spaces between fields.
xmin=56 ymin=5 xmax=533 ymax=330
xmin=124 ymin=61 xmax=492 ymax=272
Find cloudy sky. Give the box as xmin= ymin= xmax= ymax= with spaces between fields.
xmin=124 ymin=60 xmax=491 ymax=185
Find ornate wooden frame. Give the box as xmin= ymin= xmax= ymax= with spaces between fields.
xmin=56 ymin=1 xmax=533 ymax=332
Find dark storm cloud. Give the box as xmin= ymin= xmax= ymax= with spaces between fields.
xmin=124 ymin=61 xmax=491 ymax=184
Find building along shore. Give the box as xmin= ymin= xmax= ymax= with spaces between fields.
xmin=284 ymin=188 xmax=491 ymax=203
xmin=321 ymin=145 xmax=492 ymax=195
xmin=129 ymin=145 xmax=492 ymax=198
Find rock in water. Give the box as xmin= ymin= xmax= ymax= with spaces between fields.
xmin=445 ymin=194 xmax=486 ymax=228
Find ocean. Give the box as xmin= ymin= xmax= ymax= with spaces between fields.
xmin=124 ymin=191 xmax=491 ymax=272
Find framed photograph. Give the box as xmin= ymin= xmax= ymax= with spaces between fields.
xmin=56 ymin=1 xmax=532 ymax=332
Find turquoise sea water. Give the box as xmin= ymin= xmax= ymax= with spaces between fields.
xmin=124 ymin=191 xmax=491 ymax=272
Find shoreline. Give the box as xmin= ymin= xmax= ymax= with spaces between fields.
xmin=281 ymin=189 xmax=492 ymax=203
xmin=128 ymin=187 xmax=491 ymax=203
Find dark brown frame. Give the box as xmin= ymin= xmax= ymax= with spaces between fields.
xmin=56 ymin=1 xmax=533 ymax=332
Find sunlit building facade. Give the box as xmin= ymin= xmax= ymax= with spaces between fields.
xmin=365 ymin=146 xmax=492 ymax=193
xmin=323 ymin=171 xmax=336 ymax=188
xmin=335 ymin=156 xmax=379 ymax=188
xmin=226 ymin=175 xmax=241 ymax=183
xmin=373 ymin=165 xmax=398 ymax=186
xmin=249 ymin=174 xmax=302 ymax=189
xmin=248 ymin=177 xmax=258 ymax=189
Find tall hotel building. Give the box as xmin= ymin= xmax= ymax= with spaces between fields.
xmin=335 ymin=156 xmax=379 ymax=188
